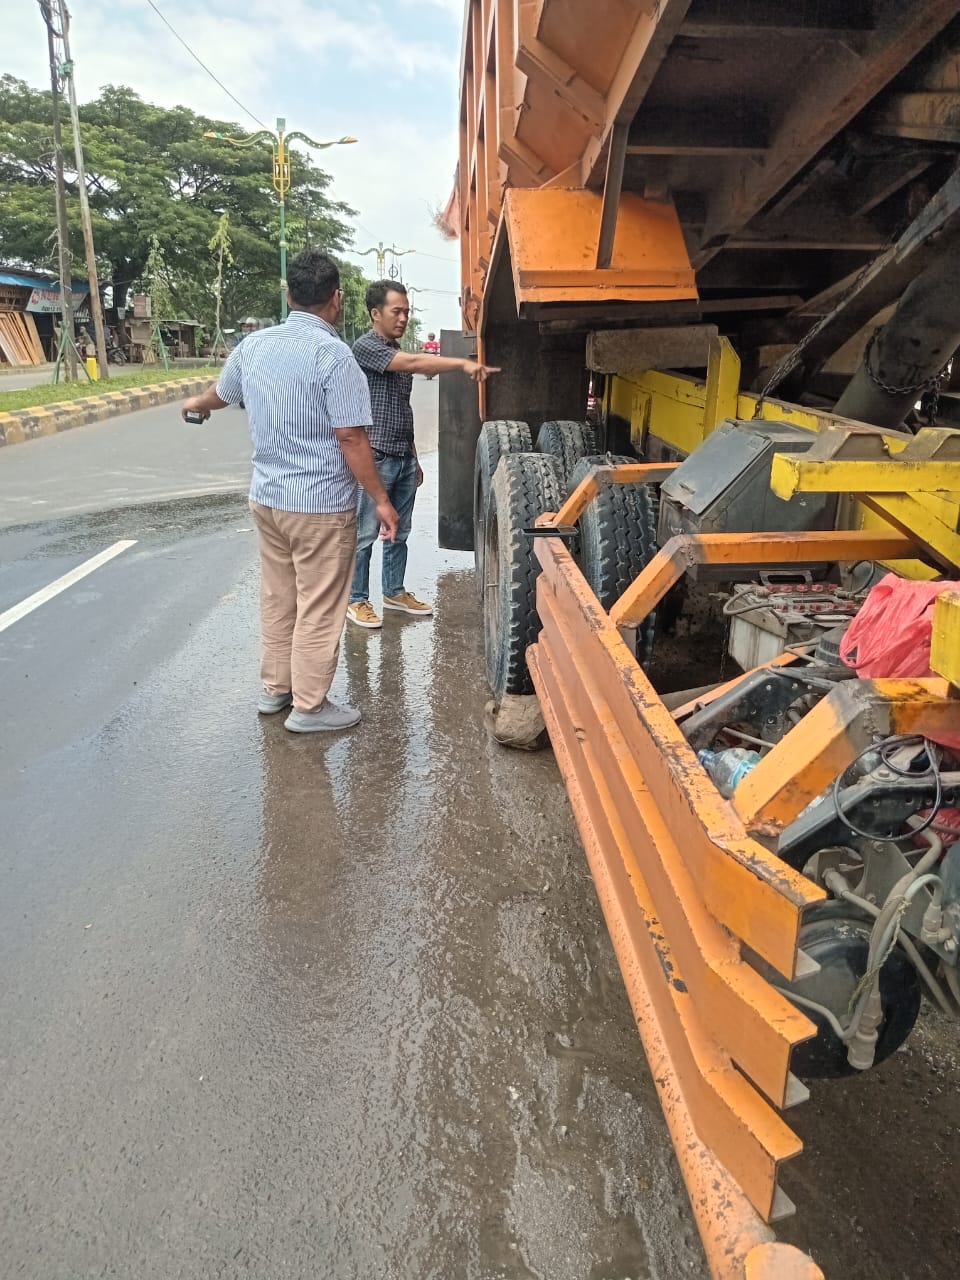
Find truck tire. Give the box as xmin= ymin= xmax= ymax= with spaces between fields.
xmin=536 ymin=420 xmax=600 ymax=484
xmin=484 ymin=452 xmax=564 ymax=699
xmin=474 ymin=420 xmax=533 ymax=600
xmin=569 ymin=454 xmax=659 ymax=665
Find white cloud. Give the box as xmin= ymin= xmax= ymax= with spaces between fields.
xmin=400 ymin=0 xmax=464 ymax=18
xmin=321 ymin=114 xmax=462 ymax=335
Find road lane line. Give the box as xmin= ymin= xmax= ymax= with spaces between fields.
xmin=0 ymin=540 xmax=138 ymax=634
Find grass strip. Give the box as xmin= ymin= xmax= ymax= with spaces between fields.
xmin=0 ymin=366 xmax=219 ymax=414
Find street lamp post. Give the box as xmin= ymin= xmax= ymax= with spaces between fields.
xmin=203 ymin=119 xmax=356 ymax=320
xmin=357 ymin=242 xmax=416 ymax=279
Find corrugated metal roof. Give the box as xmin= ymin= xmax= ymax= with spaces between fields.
xmin=0 ymin=270 xmax=91 ymax=292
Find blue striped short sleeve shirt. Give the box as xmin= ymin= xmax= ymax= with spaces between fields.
xmin=216 ymin=311 xmax=373 ymax=514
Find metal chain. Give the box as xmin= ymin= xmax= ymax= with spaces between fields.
xmin=752 ymin=221 xmax=901 ymax=419
xmin=861 ymin=328 xmax=951 ymax=399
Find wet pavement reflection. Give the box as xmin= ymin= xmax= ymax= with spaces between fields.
xmin=3 ymin=453 xmax=958 ymax=1279
xmin=0 ymin=465 xmax=705 ymax=1279
xmin=250 ymin=560 xmax=706 ymax=1277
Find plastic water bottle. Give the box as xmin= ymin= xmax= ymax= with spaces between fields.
xmin=698 ymin=748 xmax=761 ymax=798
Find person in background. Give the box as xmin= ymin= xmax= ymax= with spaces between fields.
xmin=346 ymin=281 xmax=499 ymax=630
xmin=421 ymin=332 xmax=440 ymax=380
xmin=236 ymin=318 xmax=258 ymax=346
xmin=181 ymin=250 xmax=400 ymax=732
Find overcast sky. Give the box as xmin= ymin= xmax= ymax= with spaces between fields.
xmin=6 ymin=0 xmax=464 ymax=334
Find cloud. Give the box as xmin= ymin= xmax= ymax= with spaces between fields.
xmin=321 ymin=114 xmax=462 ymax=333
xmin=400 ymin=0 xmax=464 ymax=18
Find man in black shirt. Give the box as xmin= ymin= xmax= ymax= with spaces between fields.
xmin=347 ymin=280 xmax=498 ymax=629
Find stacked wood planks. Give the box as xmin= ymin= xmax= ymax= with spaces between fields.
xmin=0 ymin=311 xmax=46 ymax=366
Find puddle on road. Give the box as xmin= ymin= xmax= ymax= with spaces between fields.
xmin=247 ymin=565 xmax=705 ymax=1279
xmin=6 ymin=461 xmax=955 ymax=1279
xmin=4 ymin=491 xmax=250 ymax=560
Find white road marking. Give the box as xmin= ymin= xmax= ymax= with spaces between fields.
xmin=0 ymin=539 xmax=138 ymax=634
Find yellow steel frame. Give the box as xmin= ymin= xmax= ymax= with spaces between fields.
xmin=604 ymin=341 xmax=960 ymax=580
xmin=768 ymin=427 xmax=960 ymax=570
xmin=932 ymin=592 xmax=960 ymax=687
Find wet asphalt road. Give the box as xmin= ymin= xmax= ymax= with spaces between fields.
xmin=1 ymin=383 xmax=959 ymax=1279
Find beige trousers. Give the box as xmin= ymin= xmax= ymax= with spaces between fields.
xmin=249 ymin=501 xmax=357 ymax=712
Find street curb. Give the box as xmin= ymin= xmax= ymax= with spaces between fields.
xmin=0 ymin=375 xmax=215 ymax=448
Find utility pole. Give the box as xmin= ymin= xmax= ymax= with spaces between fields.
xmin=39 ymin=0 xmax=77 ymax=379
xmin=55 ymin=0 xmax=109 ymax=376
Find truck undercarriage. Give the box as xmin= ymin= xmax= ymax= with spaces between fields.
xmin=442 ymin=4 xmax=960 ymax=1274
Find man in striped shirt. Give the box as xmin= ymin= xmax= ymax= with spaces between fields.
xmin=182 ymin=250 xmax=399 ymax=733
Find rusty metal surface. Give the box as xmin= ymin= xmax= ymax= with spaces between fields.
xmin=670 ymin=653 xmax=802 ymax=722
xmin=528 ymin=535 xmax=828 ymax=1275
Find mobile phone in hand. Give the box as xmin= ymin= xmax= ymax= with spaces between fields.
xmin=184 ymin=410 xmax=207 ymax=424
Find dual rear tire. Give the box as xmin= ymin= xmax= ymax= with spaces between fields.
xmin=473 ymin=420 xmax=533 ymax=601
xmin=475 ymin=424 xmax=659 ymax=699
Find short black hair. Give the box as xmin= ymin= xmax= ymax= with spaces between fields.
xmin=366 ymin=279 xmax=408 ymax=317
xmin=287 ymin=250 xmax=340 ymax=308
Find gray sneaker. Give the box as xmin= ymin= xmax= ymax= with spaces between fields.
xmin=284 ymin=699 xmax=362 ymax=733
xmin=258 ymin=690 xmax=293 ymax=714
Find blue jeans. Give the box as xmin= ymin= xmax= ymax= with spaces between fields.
xmin=350 ymin=451 xmax=418 ymax=602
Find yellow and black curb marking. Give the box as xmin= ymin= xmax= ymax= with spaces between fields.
xmin=0 ymin=376 xmax=213 ymax=448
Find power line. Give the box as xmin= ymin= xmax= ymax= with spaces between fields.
xmin=413 ymin=251 xmax=459 ymax=263
xmin=143 ymin=0 xmax=268 ymax=130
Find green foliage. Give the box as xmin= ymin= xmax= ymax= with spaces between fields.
xmin=337 ymin=259 xmax=372 ymax=346
xmin=0 ymin=76 xmax=365 ymax=328
xmin=142 ymin=234 xmax=175 ymax=320
xmin=400 ymin=311 xmax=423 ymax=352
xmin=0 ymin=365 xmax=220 ymax=413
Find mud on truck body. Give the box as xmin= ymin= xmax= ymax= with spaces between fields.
xmin=437 ymin=3 xmax=960 ymax=1277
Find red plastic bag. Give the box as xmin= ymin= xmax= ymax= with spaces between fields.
xmin=841 ymin=573 xmax=960 ymax=751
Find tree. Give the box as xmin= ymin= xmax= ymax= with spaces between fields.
xmin=0 ymin=76 xmax=359 ymax=325
xmin=208 ymin=211 xmax=232 ymax=348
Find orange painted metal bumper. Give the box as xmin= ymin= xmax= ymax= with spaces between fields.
xmin=527 ymin=522 xmax=960 ymax=1279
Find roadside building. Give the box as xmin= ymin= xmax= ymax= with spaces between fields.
xmin=0 ymin=267 xmax=92 ymax=366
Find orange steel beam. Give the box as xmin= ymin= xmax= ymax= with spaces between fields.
xmin=528 ymin=538 xmax=826 ymax=1274
xmin=547 ymin=462 xmax=678 ymax=528
xmin=530 ymin=650 xmax=824 ymax=1276
xmin=734 ymin=676 xmax=960 ymax=835
xmin=610 ymin=530 xmax=917 ymax=629
xmin=535 ymin=539 xmax=824 ymax=979
xmin=536 ymin=582 xmax=814 ymax=1106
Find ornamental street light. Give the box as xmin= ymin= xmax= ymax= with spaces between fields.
xmin=357 ymin=242 xmax=416 ymax=278
xmin=203 ymin=118 xmax=357 ymax=319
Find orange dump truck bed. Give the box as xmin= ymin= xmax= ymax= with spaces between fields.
xmin=456 ymin=0 xmax=959 ymax=345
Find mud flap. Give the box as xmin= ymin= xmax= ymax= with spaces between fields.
xmin=438 ymin=328 xmax=481 ymax=550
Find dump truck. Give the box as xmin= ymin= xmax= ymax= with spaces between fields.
xmin=437 ymin=3 xmax=960 ymax=1277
